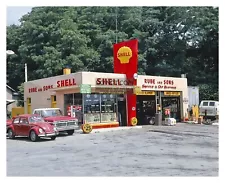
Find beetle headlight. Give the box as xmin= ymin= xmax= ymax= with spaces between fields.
xmin=39 ymin=128 xmax=44 ymax=133
xmin=53 ymin=127 xmax=57 ymax=131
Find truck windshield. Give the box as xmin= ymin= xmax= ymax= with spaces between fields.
xmin=29 ymin=116 xmax=45 ymax=123
xmin=209 ymin=102 xmax=215 ymax=106
xmin=42 ymin=109 xmax=63 ymax=117
xmin=202 ymin=102 xmax=208 ymax=106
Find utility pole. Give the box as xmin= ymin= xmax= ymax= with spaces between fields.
xmin=25 ymin=63 xmax=28 ymax=82
xmin=116 ymin=7 xmax=118 ymax=43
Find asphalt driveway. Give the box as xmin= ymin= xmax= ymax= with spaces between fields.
xmin=7 ymin=123 xmax=219 ymax=176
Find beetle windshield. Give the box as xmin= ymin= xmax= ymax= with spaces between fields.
xmin=42 ymin=109 xmax=63 ymax=117
xmin=29 ymin=116 xmax=45 ymax=123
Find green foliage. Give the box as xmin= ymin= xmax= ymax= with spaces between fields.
xmin=199 ymin=84 xmax=218 ymax=101
xmin=17 ymin=83 xmax=24 ymax=106
xmin=7 ymin=6 xmax=218 ymax=101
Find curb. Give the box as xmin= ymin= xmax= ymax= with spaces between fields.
xmin=75 ymin=126 xmax=143 ymax=134
xmin=181 ymin=121 xmax=219 ymax=126
xmin=212 ymin=123 xmax=219 ymax=126
xmin=180 ymin=121 xmax=198 ymax=124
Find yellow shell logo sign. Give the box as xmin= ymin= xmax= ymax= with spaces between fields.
xmin=82 ymin=123 xmax=93 ymax=134
xmin=131 ymin=117 xmax=138 ymax=126
xmin=117 ymin=46 xmax=132 ymax=64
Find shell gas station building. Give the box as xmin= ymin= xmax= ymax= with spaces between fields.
xmin=24 ymin=39 xmax=189 ymax=128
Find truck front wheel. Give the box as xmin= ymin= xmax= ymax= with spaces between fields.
xmin=67 ymin=130 xmax=74 ymax=135
xmin=51 ymin=136 xmax=56 ymax=140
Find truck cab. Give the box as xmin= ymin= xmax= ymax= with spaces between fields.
xmin=33 ymin=108 xmax=79 ymax=135
xmin=199 ymin=100 xmax=219 ymax=120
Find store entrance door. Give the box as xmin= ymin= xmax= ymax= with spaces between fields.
xmin=137 ymin=96 xmax=156 ymax=125
xmin=118 ymin=96 xmax=127 ymax=126
xmin=161 ymin=97 xmax=181 ymax=121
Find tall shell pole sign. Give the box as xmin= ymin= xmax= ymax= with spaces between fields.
xmin=113 ymin=39 xmax=138 ymax=126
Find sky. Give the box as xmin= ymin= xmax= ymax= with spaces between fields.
xmin=7 ymin=6 xmax=33 ymax=26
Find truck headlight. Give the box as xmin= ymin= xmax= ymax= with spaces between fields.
xmin=39 ymin=128 xmax=44 ymax=133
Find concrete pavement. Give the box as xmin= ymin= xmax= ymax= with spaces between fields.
xmin=7 ymin=123 xmax=218 ymax=176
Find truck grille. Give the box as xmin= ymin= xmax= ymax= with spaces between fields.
xmin=55 ymin=120 xmax=77 ymax=128
xmin=67 ymin=121 xmax=76 ymax=126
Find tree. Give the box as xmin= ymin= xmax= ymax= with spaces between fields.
xmin=6 ymin=6 xmax=219 ymax=102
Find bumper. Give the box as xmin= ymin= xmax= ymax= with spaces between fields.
xmin=38 ymin=132 xmax=58 ymax=137
xmin=200 ymin=114 xmax=216 ymax=117
xmin=56 ymin=125 xmax=79 ymax=132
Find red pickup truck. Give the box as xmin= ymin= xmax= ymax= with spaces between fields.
xmin=33 ymin=108 xmax=79 ymax=135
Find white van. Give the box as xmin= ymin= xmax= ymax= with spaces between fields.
xmin=199 ymin=100 xmax=219 ymax=120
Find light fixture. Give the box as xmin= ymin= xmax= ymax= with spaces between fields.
xmin=12 ymin=92 xmax=19 ymax=96
xmin=133 ymin=73 xmax=138 ymax=80
xmin=6 ymin=50 xmax=15 ymax=55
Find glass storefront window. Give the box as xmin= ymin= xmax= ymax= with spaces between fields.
xmin=82 ymin=93 xmax=118 ymax=123
xmin=64 ymin=93 xmax=119 ymax=124
xmin=64 ymin=93 xmax=82 ymax=123
xmin=83 ymin=94 xmax=100 ymax=113
xmin=101 ymin=94 xmax=116 ymax=113
xmin=83 ymin=94 xmax=101 ymax=123
xmin=101 ymin=94 xmax=117 ymax=123
xmin=64 ymin=94 xmax=73 ymax=114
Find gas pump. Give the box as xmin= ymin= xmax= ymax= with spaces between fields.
xmin=165 ymin=108 xmax=171 ymax=118
xmin=67 ymin=106 xmax=72 ymax=117
xmin=67 ymin=105 xmax=82 ymax=123
xmin=67 ymin=105 xmax=82 ymax=117
xmin=71 ymin=106 xmax=76 ymax=118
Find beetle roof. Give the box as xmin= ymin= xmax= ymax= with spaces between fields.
xmin=15 ymin=114 xmax=40 ymax=118
xmin=34 ymin=108 xmax=60 ymax=111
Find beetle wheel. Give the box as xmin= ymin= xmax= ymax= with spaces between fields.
xmin=8 ymin=129 xmax=15 ymax=139
xmin=29 ymin=130 xmax=39 ymax=142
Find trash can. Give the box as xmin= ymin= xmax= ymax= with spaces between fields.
xmin=155 ymin=113 xmax=162 ymax=126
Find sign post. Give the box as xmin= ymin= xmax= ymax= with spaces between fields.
xmin=80 ymin=84 xmax=91 ymax=94
xmin=113 ymin=39 xmax=138 ymax=126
